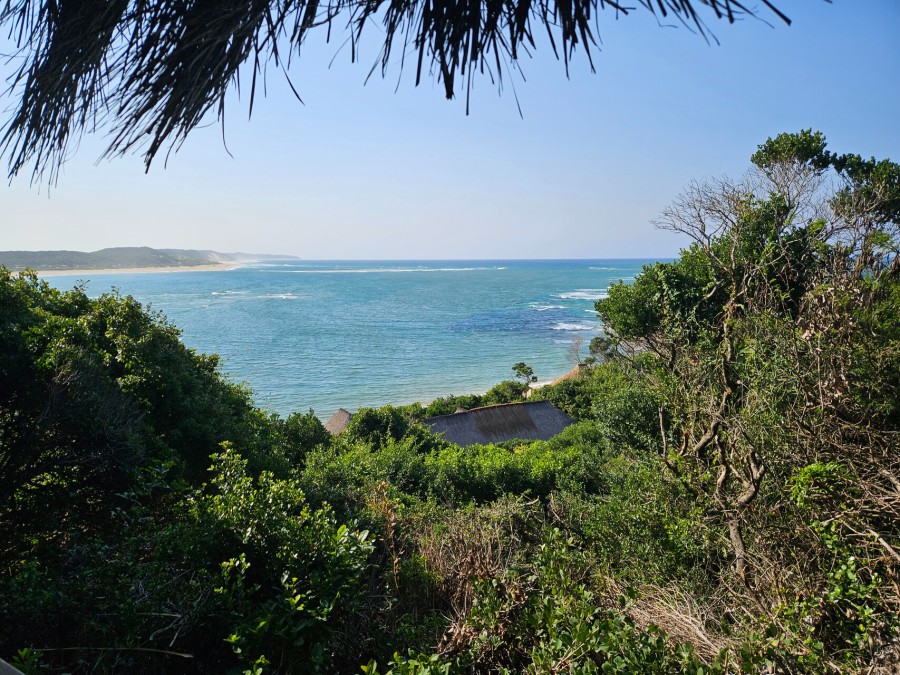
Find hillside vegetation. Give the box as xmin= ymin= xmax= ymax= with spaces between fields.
xmin=0 ymin=131 xmax=897 ymax=673
xmin=0 ymin=247 xmax=295 ymax=271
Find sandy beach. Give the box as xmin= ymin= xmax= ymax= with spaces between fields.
xmin=32 ymin=262 xmax=241 ymax=277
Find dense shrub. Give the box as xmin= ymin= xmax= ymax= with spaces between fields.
xmin=372 ymin=530 xmax=717 ymax=674
xmin=302 ymin=421 xmax=611 ymax=512
xmin=422 ymin=394 xmax=484 ymax=417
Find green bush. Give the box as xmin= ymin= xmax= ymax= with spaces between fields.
xmin=482 ymin=380 xmax=529 ymax=405
xmin=422 ymin=394 xmax=484 ymax=417
xmin=376 ymin=530 xmax=717 ymax=674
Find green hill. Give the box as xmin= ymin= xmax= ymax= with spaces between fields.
xmin=0 ymin=246 xmax=298 ymax=271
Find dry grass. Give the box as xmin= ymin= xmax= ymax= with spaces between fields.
xmin=624 ymin=584 xmax=736 ymax=663
xmin=416 ymin=497 xmax=540 ymax=617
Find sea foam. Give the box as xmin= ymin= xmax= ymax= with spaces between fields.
xmin=556 ymin=289 xmax=608 ymax=300
xmin=551 ymin=322 xmax=598 ymax=331
xmin=282 ymin=267 xmax=503 ymax=274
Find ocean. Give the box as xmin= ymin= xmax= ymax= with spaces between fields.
xmin=46 ymin=259 xmax=653 ymax=418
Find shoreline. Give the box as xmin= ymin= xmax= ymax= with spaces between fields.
xmin=386 ymin=371 xmax=576 ymax=414
xmin=30 ymin=262 xmax=242 ymax=277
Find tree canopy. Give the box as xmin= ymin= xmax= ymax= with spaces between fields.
xmin=597 ymin=130 xmax=899 ymax=635
xmin=0 ymin=0 xmax=794 ymax=181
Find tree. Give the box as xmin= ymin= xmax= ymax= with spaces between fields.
xmin=512 ymin=362 xmax=537 ymax=386
xmin=567 ymin=336 xmax=585 ymax=365
xmin=0 ymin=271 xmax=286 ymax=563
xmin=596 ymin=131 xmax=899 ymax=644
xmin=0 ymin=1 xmax=799 ymax=181
xmin=278 ymin=410 xmax=332 ymax=464
xmin=588 ymin=334 xmax=618 ymax=362
xmin=483 ymin=379 xmax=529 ymax=404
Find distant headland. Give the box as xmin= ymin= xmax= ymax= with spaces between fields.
xmin=0 ymin=247 xmax=299 ymax=275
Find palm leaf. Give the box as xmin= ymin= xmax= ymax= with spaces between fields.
xmin=0 ymin=0 xmax=796 ymax=181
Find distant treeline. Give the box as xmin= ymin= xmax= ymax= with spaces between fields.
xmin=0 ymin=246 xmax=297 ymax=271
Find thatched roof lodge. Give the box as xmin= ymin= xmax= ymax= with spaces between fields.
xmin=424 ymin=400 xmax=574 ymax=446
xmin=324 ymin=408 xmax=353 ymax=435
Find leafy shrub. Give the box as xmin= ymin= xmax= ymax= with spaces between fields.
xmin=555 ymin=456 xmax=714 ymax=589
xmin=422 ymin=394 xmax=484 ymax=417
xmin=278 ymin=409 xmax=332 ymax=466
xmin=343 ymin=406 xmax=446 ymax=454
xmin=481 ymin=380 xmax=528 ymax=405
xmin=172 ymin=448 xmax=373 ymax=672
xmin=592 ymin=384 xmax=661 ymax=453
xmin=375 ymin=530 xmax=716 ymax=673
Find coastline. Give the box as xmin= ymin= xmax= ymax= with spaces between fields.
xmin=26 ymin=258 xmax=619 ymax=417
xmin=401 ymin=372 xmax=573 ymax=412
xmin=32 ymin=262 xmax=241 ymax=277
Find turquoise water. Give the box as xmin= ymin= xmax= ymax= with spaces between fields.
xmin=47 ymin=260 xmax=652 ymax=418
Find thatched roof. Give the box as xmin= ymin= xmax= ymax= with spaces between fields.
xmin=324 ymin=408 xmax=353 ymax=435
xmin=551 ymin=364 xmax=586 ymax=386
xmin=425 ymin=400 xmax=574 ymax=446
xmin=0 ymin=0 xmax=792 ymax=181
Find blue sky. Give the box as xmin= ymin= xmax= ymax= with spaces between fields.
xmin=3 ymin=1 xmax=899 ymax=259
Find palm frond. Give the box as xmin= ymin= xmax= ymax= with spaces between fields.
xmin=0 ymin=0 xmax=795 ymax=181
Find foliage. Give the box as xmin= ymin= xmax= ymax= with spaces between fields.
xmin=341 ymin=405 xmax=447 ymax=457
xmin=596 ymin=130 xmax=900 ymax=669
xmin=529 ymin=356 xmax=660 ymax=441
xmin=0 ymin=1 xmax=793 ymax=181
xmin=588 ymin=334 xmax=619 ymax=362
xmin=483 ymin=380 xmax=530 ymax=405
xmin=0 ymin=273 xmax=360 ymax=671
xmin=0 ymin=271 xmax=287 ymax=562
xmin=2 ymin=130 xmax=898 ymax=673
xmin=376 ymin=530 xmax=716 ymax=673
xmin=277 ymin=409 xmax=332 ymax=465
xmin=195 ymin=449 xmax=373 ymax=672
xmin=9 ymin=648 xmax=45 ymax=675
xmin=511 ymin=362 xmax=537 ymax=386
xmin=422 ymin=394 xmax=484 ymax=417
xmin=301 ymin=421 xmax=608 ymax=514
xmin=421 ymin=381 xmax=530 ymax=414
